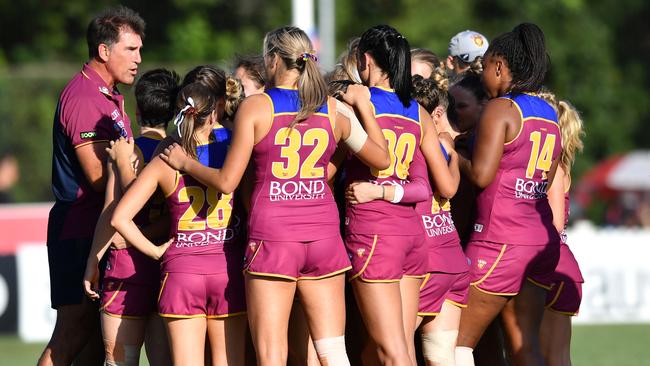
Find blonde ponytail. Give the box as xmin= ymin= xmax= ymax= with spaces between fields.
xmin=264 ymin=26 xmax=328 ymax=127
xmin=535 ymin=89 xmax=585 ymax=170
xmin=557 ymin=100 xmax=585 ymax=170
xmin=224 ymin=76 xmax=244 ymax=120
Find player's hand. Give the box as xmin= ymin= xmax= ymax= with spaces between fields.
xmin=346 ymin=181 xmax=383 ymax=204
xmin=106 ymin=137 xmax=135 ymax=164
xmin=340 ymin=84 xmax=371 ymax=107
xmin=152 ymin=238 xmax=173 ymax=260
xmin=160 ymin=143 xmax=189 ymax=171
xmin=82 ymin=260 xmax=100 ymax=301
xmin=111 ymin=232 xmax=128 ymax=250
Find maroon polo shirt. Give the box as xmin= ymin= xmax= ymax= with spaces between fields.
xmin=50 ymin=63 xmax=133 ymax=240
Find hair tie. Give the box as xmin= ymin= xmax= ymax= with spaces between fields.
xmin=173 ymin=97 xmax=195 ymax=137
xmin=298 ymin=52 xmax=318 ymax=64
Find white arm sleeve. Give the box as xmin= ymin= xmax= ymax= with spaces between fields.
xmin=336 ymin=99 xmax=368 ymax=154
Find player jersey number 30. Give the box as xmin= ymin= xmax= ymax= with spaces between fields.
xmin=371 ymin=129 xmax=417 ymax=179
xmin=271 ymin=127 xmax=329 ymax=179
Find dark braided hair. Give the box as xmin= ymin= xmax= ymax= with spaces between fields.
xmin=358 ymin=25 xmax=412 ymax=107
xmin=486 ymin=23 xmax=549 ymax=94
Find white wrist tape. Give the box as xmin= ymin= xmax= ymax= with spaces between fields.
xmin=336 ymin=100 xmax=368 ymax=154
xmin=390 ymin=184 xmax=404 ymax=203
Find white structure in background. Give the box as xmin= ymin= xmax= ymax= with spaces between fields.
xmin=292 ymin=0 xmax=336 ymax=71
xmin=17 ymin=244 xmax=55 ymax=341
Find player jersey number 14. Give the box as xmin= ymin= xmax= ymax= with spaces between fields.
xmin=526 ymin=131 xmax=556 ymax=179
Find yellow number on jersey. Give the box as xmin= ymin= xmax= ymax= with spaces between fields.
xmin=271 ymin=128 xmax=329 ymax=179
xmin=525 ymin=131 xmax=556 ymax=179
xmin=372 ymin=130 xmax=417 ymax=179
xmin=177 ymin=185 xmax=233 ymax=231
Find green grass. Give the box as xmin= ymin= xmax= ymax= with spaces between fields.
xmin=1 ymin=324 xmax=648 ymax=365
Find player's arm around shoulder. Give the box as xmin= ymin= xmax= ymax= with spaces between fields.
xmin=460 ymin=98 xmax=518 ymax=188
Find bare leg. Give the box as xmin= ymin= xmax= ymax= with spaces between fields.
xmin=288 ymin=300 xmax=321 ymax=366
xmin=457 ymin=287 xmax=508 ymax=349
xmin=164 ymin=317 xmax=207 ymax=366
xmin=100 ymin=313 xmax=147 ymax=365
xmin=540 ymin=309 xmax=572 ymax=366
xmin=206 ymin=315 xmax=247 ymax=366
xmin=500 ymin=282 xmax=546 ymax=366
xmin=145 ymin=314 xmax=172 ymax=366
xmin=420 ymin=302 xmax=462 ymax=366
xmin=246 ymin=275 xmax=296 ymax=366
xmin=352 ymin=279 xmax=411 ymax=366
xmin=37 ymin=301 xmax=103 ymax=366
xmin=400 ymin=277 xmax=423 ymax=366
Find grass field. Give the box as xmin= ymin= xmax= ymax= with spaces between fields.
xmin=1 ymin=324 xmax=648 ymax=365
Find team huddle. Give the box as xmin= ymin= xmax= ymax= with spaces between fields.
xmin=38 ymin=5 xmax=585 ymax=366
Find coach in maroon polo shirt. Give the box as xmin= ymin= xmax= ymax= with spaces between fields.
xmin=39 ymin=6 xmax=144 ymax=366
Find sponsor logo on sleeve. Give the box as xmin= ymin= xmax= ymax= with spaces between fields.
xmin=79 ymin=131 xmax=97 ymax=139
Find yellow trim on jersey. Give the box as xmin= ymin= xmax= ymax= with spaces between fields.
xmin=74 ymin=139 xmax=110 ymax=149
xmin=418 ymin=311 xmax=441 ymax=317
xmin=504 ymin=99 xmax=524 ymax=145
xmin=159 ymin=311 xmax=247 ymax=319
xmin=545 ymin=281 xmax=564 ymax=309
xmin=470 ymin=244 xmax=507 ymax=287
xmin=472 ymin=284 xmax=518 ymax=297
xmin=349 ymin=234 xmax=379 ymax=281
xmin=158 ymin=313 xmax=209 ymax=319
xmin=374 ymin=85 xmax=395 ymax=92
xmin=417 ymin=105 xmax=424 ymax=146
xmin=546 ymin=308 xmax=578 ymax=317
xmin=274 ymin=112 xmax=329 ymax=118
xmin=354 ymin=277 xmax=402 ymax=283
xmin=375 ymin=113 xmax=421 ymax=126
xmin=327 ymin=98 xmax=336 ymax=134
xmin=100 ymin=281 xmax=124 ymax=311
xmin=276 ymin=85 xmax=299 ymax=90
xmin=253 ymin=93 xmax=275 ymax=147
xmin=245 ymin=270 xmax=298 ymax=281
xmin=444 ymin=299 xmax=468 ymax=308
xmin=164 ymin=172 xmax=180 ymax=198
xmin=505 ymin=118 xmax=560 ymax=147
xmin=158 ymin=272 xmax=169 ymax=302
xmin=298 ymin=266 xmax=352 ymax=281
xmin=206 ymin=311 xmax=247 ymax=319
xmin=404 ymin=274 xmax=427 ymax=279
xmin=527 ymin=276 xmax=553 ymax=291
xmin=419 ymin=272 xmax=431 ymax=290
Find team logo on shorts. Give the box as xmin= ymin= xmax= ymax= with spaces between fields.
xmin=477 ymin=259 xmax=487 ymax=270
xmin=248 ymin=241 xmax=258 ymax=253
xmin=474 ymin=224 xmax=483 ymax=232
xmin=356 ymin=248 xmax=366 ymax=258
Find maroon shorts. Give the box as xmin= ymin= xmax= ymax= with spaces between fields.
xmin=542 ymin=243 xmax=583 ymax=315
xmin=346 ymin=234 xmax=428 ymax=282
xmin=101 ymin=279 xmax=157 ymax=318
xmin=158 ymin=271 xmax=246 ymax=318
xmin=418 ymin=271 xmax=470 ymax=316
xmin=466 ymin=240 xmax=559 ymax=296
xmin=244 ymin=236 xmax=351 ymax=281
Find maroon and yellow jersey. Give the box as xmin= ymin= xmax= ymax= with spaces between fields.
xmin=472 ymin=93 xmax=562 ymax=245
xmin=248 ymin=87 xmax=339 ymax=241
xmin=345 ymin=86 xmax=424 ymax=235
